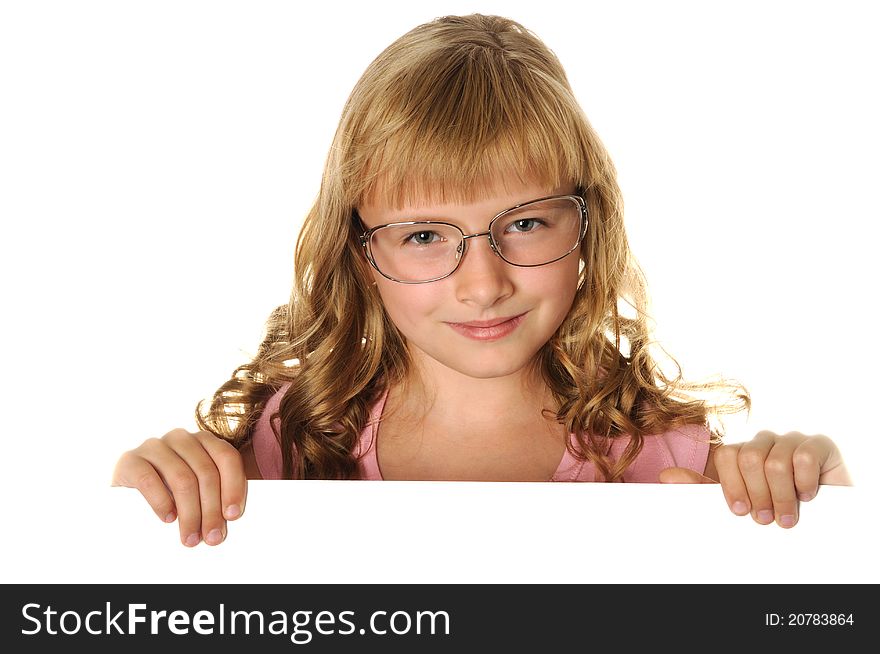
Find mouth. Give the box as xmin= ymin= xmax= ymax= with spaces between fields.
xmin=445 ymin=312 xmax=528 ymax=341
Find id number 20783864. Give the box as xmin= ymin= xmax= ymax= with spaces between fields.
xmin=764 ymin=614 xmax=854 ymax=627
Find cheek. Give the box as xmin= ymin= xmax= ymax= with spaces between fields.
xmin=526 ymin=256 xmax=580 ymax=312
xmin=374 ymin=280 xmax=444 ymax=331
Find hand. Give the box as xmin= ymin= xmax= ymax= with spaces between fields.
xmin=659 ymin=430 xmax=851 ymax=528
xmin=111 ymin=429 xmax=247 ymax=547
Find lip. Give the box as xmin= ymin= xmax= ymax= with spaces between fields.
xmin=455 ymin=314 xmax=522 ymax=328
xmin=445 ymin=312 xmax=528 ymax=341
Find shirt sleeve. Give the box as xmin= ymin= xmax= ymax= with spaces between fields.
xmin=251 ymin=383 xmax=293 ymax=480
xmin=612 ymin=423 xmax=712 ymax=483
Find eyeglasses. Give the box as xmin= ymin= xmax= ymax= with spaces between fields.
xmin=358 ymin=194 xmax=588 ymax=284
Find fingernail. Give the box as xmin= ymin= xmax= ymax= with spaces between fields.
xmin=206 ymin=529 xmax=224 ymax=545
xmin=732 ymin=501 xmax=748 ymax=515
xmin=798 ymin=492 xmax=813 ymax=501
xmin=164 ymin=512 xmax=176 ymax=523
xmin=779 ymin=514 xmax=796 ymax=528
xmin=757 ymin=510 xmax=775 ymax=524
xmin=225 ymin=504 xmax=241 ymax=519
xmin=185 ymin=533 xmax=200 ymax=547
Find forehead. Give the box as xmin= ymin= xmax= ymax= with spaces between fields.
xmin=358 ymin=178 xmax=577 ymax=226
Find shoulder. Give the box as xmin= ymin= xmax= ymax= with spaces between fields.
xmin=250 ymin=382 xmax=293 ymax=480
xmin=247 ymin=380 xmax=385 ymax=480
xmin=240 ymin=439 xmax=263 ymax=480
xmin=657 ymin=422 xmax=712 ymax=472
xmin=614 ymin=422 xmax=712 ymax=482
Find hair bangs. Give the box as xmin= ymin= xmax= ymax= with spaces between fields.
xmin=353 ymin=46 xmax=586 ymax=210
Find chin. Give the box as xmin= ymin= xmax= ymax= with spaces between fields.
xmin=453 ymin=366 xmax=520 ymax=380
xmin=442 ymin=352 xmax=539 ymax=380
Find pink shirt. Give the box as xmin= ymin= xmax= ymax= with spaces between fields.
xmin=253 ymin=383 xmax=710 ymax=481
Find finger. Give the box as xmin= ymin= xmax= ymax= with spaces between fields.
xmin=139 ymin=437 xmax=206 ymax=547
xmin=195 ymin=431 xmax=248 ymax=521
xmin=711 ymin=444 xmax=752 ymax=517
xmin=763 ymin=438 xmax=801 ymax=529
xmin=792 ymin=438 xmax=824 ymax=501
xmin=737 ymin=431 xmax=777 ymax=525
xmin=112 ymin=451 xmax=178 ymax=524
xmin=166 ymin=430 xmax=227 ymax=546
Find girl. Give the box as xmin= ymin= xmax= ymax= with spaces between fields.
xmin=111 ymin=13 xmax=851 ymax=547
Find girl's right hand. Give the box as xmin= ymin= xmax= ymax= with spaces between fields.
xmin=111 ymin=429 xmax=247 ymax=547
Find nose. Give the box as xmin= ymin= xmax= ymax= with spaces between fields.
xmin=453 ymin=233 xmax=514 ymax=308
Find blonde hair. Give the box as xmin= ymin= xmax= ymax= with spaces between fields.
xmin=195 ymin=13 xmax=750 ymax=480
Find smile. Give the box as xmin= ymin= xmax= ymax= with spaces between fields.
xmin=445 ymin=313 xmax=528 ymax=342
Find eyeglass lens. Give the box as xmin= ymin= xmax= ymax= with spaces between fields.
xmin=367 ymin=197 xmax=583 ymax=283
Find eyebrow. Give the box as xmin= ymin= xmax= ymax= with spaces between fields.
xmin=357 ymin=187 xmax=580 ymax=233
xmin=376 ymin=192 xmax=573 ymax=221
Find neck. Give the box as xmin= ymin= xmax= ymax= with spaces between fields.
xmin=388 ymin=347 xmax=559 ymax=434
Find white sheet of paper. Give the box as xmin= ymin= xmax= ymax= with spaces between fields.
xmin=6 ymin=482 xmax=874 ymax=584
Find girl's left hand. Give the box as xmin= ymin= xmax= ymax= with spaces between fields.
xmin=659 ymin=430 xmax=852 ymax=529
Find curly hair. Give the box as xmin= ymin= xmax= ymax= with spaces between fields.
xmin=194 ymin=13 xmax=750 ymax=481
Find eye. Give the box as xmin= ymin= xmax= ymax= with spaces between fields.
xmin=504 ymin=218 xmax=545 ymax=234
xmin=403 ymin=230 xmax=444 ymax=246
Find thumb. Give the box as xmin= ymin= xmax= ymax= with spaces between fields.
xmin=659 ymin=467 xmax=717 ymax=484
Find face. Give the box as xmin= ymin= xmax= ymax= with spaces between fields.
xmin=357 ymin=180 xmax=582 ymax=381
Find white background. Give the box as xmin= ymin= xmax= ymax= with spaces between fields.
xmin=1 ymin=0 xmax=878 ymax=584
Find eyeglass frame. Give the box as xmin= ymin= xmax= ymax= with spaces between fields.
xmin=356 ymin=193 xmax=589 ymax=284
